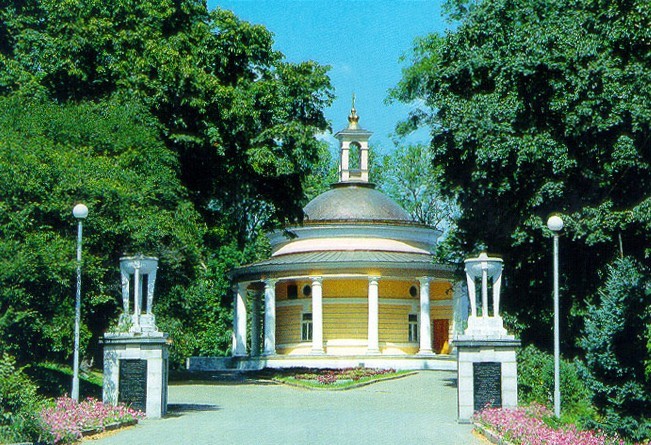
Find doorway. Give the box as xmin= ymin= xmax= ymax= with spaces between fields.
xmin=432 ymin=319 xmax=449 ymax=354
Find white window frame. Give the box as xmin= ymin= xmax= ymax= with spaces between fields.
xmin=408 ymin=313 xmax=419 ymax=343
xmin=301 ymin=312 xmax=313 ymax=341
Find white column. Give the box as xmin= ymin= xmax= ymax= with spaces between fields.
xmin=263 ymin=279 xmax=277 ymax=356
xmin=232 ymin=283 xmax=248 ymax=356
xmin=418 ymin=277 xmax=434 ymax=355
xmin=493 ymin=272 xmax=502 ymax=317
xmin=360 ymin=141 xmax=370 ymax=182
xmin=251 ymin=289 xmax=261 ymax=356
xmin=481 ymin=265 xmax=489 ymax=318
xmin=120 ymin=270 xmax=130 ymax=313
xmin=133 ymin=267 xmax=141 ymax=330
xmin=452 ymin=281 xmax=468 ymax=337
xmin=367 ymin=276 xmax=380 ymax=354
xmin=466 ymin=271 xmax=477 ymax=318
xmin=340 ymin=143 xmax=350 ymax=182
xmin=146 ymin=269 xmax=157 ymax=314
xmin=311 ymin=276 xmax=324 ymax=354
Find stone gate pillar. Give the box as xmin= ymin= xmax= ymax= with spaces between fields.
xmin=453 ymin=252 xmax=520 ymax=423
xmin=103 ymin=255 xmax=169 ymax=418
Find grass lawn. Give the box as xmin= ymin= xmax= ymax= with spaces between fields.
xmin=26 ymin=361 xmax=103 ymax=399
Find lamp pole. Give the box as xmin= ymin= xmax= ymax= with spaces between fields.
xmin=72 ymin=203 xmax=88 ymax=401
xmin=547 ymin=214 xmax=563 ymax=418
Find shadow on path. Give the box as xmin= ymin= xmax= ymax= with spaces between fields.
xmin=165 ymin=403 xmax=221 ymax=417
xmin=170 ymin=370 xmax=278 ymax=386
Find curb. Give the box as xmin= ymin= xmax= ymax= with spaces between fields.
xmin=81 ymin=419 xmax=139 ymax=438
xmin=473 ymin=423 xmax=514 ymax=445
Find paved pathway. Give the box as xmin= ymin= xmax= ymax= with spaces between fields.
xmin=89 ymin=371 xmax=485 ymax=445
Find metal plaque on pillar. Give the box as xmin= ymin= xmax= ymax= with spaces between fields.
xmin=118 ymin=359 xmax=147 ymax=412
xmin=473 ymin=362 xmax=502 ymax=411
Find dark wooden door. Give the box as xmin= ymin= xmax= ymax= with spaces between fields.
xmin=432 ymin=319 xmax=450 ymax=354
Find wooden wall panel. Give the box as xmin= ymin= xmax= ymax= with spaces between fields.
xmin=379 ymin=304 xmax=413 ymax=343
xmin=276 ymin=305 xmax=302 ymax=344
xmin=323 ymin=303 xmax=367 ymax=340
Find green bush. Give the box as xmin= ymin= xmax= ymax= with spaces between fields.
xmin=518 ymin=345 xmax=596 ymax=426
xmin=0 ymin=353 xmax=49 ymax=443
xmin=579 ymin=257 xmax=651 ymax=441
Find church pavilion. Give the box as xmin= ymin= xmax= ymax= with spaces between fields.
xmin=198 ymin=106 xmax=467 ymax=370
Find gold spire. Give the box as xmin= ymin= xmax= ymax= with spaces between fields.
xmin=347 ymin=93 xmax=359 ymax=129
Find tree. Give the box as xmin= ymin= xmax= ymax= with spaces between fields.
xmin=1 ymin=1 xmax=334 ymax=246
xmin=579 ymin=257 xmax=651 ymax=440
xmin=375 ymin=143 xmax=459 ymax=231
xmin=0 ymin=1 xmax=335 ymax=368
xmin=302 ymin=142 xmax=339 ymax=202
xmin=391 ymin=0 xmax=651 ymax=349
xmin=0 ymin=95 xmax=205 ymax=364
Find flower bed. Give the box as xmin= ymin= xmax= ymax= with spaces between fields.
xmin=40 ymin=397 xmax=144 ymax=444
xmin=275 ymin=367 xmax=410 ymax=389
xmin=295 ymin=367 xmax=397 ymax=384
xmin=474 ymin=404 xmax=647 ymax=445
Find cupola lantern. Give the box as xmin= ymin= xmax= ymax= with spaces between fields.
xmin=334 ymin=94 xmax=373 ymax=183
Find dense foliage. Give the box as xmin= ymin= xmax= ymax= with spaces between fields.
xmin=518 ymin=345 xmax=595 ymax=426
xmin=0 ymin=96 xmax=204 ymax=364
xmin=391 ymin=0 xmax=650 ymax=346
xmin=392 ymin=0 xmax=650 ymax=439
xmin=0 ymin=0 xmax=333 ymax=369
xmin=1 ymin=0 xmax=333 ymax=246
xmin=0 ymin=353 xmax=45 ymax=443
xmin=375 ymin=143 xmax=459 ymax=231
xmin=579 ymin=257 xmax=651 ymax=440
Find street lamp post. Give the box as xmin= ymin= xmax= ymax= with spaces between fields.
xmin=547 ymin=214 xmax=563 ymax=418
xmin=72 ymin=203 xmax=88 ymax=401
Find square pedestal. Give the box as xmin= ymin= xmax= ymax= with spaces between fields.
xmin=102 ymin=333 xmax=169 ymax=418
xmin=454 ymin=338 xmax=520 ymax=423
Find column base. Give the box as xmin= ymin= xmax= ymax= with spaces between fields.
xmin=311 ymin=348 xmax=325 ymax=355
xmin=417 ymin=349 xmax=435 ymax=356
xmin=366 ymin=348 xmax=381 ymax=355
xmin=262 ymin=350 xmax=276 ymax=357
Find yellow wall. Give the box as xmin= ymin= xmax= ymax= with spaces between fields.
xmin=431 ymin=281 xmax=453 ymax=300
xmin=274 ymin=278 xmax=454 ymax=355
xmin=276 ymin=305 xmax=301 ymax=345
xmin=380 ymin=280 xmax=419 ymax=299
xmin=276 ymin=279 xmax=449 ymax=300
xmin=378 ymin=304 xmax=413 ymax=344
xmin=322 ymin=280 xmax=367 ymax=298
xmin=323 ymin=303 xmax=367 ymax=340
xmin=276 ymin=280 xmax=312 ymax=301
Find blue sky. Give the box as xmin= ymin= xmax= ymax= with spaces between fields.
xmin=208 ymin=0 xmax=449 ymax=152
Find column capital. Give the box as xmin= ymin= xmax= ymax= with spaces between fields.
xmin=418 ymin=276 xmax=431 ymax=286
xmin=368 ymin=275 xmax=381 ymax=284
xmin=233 ymin=281 xmax=250 ymax=292
xmin=263 ymin=278 xmax=278 ymax=287
xmin=309 ymin=276 xmax=323 ymax=285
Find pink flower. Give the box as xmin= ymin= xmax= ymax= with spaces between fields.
xmin=473 ymin=404 xmax=639 ymax=445
xmin=40 ymin=396 xmax=145 ymax=444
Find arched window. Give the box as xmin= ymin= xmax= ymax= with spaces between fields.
xmin=349 ymin=142 xmax=361 ymax=170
